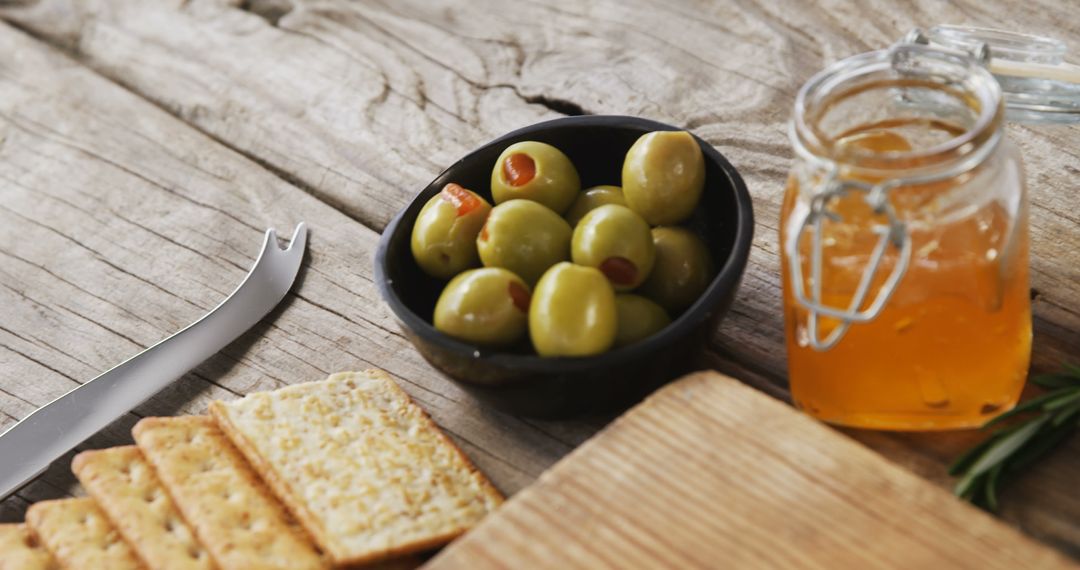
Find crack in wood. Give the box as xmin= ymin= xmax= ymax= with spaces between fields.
xmin=0 ymin=203 xmax=208 ymax=315
xmin=0 ymin=381 xmax=43 ymax=409
xmin=0 ymin=320 xmax=99 ymax=373
xmin=517 ymin=418 xmax=596 ymax=449
xmin=521 ymin=93 xmax=588 ymax=116
xmin=338 ymin=8 xmax=593 ymax=118
xmin=0 ymin=237 xmax=168 ymax=333
xmin=439 ymin=425 xmax=539 ymax=481
xmin=0 ymin=110 xmax=265 ymax=235
xmin=0 ymin=343 xmax=80 ymax=399
xmin=274 ymin=21 xmax=473 ymax=129
xmin=237 ymin=0 xmax=294 ymax=27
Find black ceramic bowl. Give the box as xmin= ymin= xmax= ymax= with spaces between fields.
xmin=375 ymin=116 xmax=754 ymax=417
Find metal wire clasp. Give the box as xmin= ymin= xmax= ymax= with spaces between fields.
xmin=788 ymin=169 xmax=913 ymax=351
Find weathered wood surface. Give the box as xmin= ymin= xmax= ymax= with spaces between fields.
xmin=0 ymin=0 xmax=1077 ymax=559
xmin=0 ymin=17 xmax=588 ymax=517
xmin=428 ymin=372 xmax=1075 ymax=570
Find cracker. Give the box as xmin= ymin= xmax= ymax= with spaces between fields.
xmin=209 ymin=369 xmax=503 ymax=567
xmin=133 ymin=415 xmax=326 ymax=570
xmin=24 ymin=498 xmax=141 ymax=570
xmin=72 ymin=446 xmax=212 ymax=570
xmin=0 ymin=523 xmax=57 ymax=570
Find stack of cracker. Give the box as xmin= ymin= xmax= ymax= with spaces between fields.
xmin=2 ymin=370 xmax=503 ymax=569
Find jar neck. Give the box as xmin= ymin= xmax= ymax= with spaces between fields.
xmin=791 ymin=45 xmax=1005 ymax=180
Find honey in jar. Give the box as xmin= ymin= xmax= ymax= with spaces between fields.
xmin=781 ymin=41 xmax=1036 ymax=430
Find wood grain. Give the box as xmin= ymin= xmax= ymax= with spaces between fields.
xmin=3 ymin=0 xmax=1076 ymax=379
xmin=0 ymin=0 xmax=1077 ymax=558
xmin=0 ymin=19 xmax=576 ymax=515
xmin=426 ymin=372 xmax=1076 ymax=570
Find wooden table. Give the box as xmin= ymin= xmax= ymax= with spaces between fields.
xmin=0 ymin=0 xmax=1076 ymax=561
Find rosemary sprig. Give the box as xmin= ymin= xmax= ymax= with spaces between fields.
xmin=950 ymin=364 xmax=1080 ymax=511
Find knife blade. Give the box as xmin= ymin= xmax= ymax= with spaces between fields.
xmin=0 ymin=223 xmax=307 ymax=500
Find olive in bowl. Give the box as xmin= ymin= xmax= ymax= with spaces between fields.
xmin=622 ymin=131 xmax=705 ymax=225
xmin=477 ymin=199 xmax=572 ymax=285
xmin=564 ymin=185 xmax=626 ymax=227
xmin=410 ymin=183 xmax=492 ymax=279
xmin=640 ymin=227 xmax=714 ymax=314
xmin=434 ymin=268 xmax=531 ymax=347
xmin=613 ymin=294 xmax=671 ymax=348
xmin=491 ymin=141 xmax=581 ymax=214
xmin=529 ymin=263 xmax=617 ymax=357
xmin=375 ymin=115 xmax=754 ymax=417
xmin=571 ymin=204 xmax=655 ymax=291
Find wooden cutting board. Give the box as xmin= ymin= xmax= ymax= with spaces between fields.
xmin=425 ymin=371 xmax=1075 ymax=569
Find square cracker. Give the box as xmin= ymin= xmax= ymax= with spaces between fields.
xmin=0 ymin=523 xmax=57 ymax=570
xmin=133 ymin=415 xmax=326 ymax=570
xmin=24 ymin=498 xmax=141 ymax=570
xmin=72 ymin=446 xmax=212 ymax=570
xmin=209 ymin=369 xmax=503 ymax=567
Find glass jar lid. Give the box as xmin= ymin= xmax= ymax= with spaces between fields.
xmin=905 ymin=25 xmax=1080 ymax=124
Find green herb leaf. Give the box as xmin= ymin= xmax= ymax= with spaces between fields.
xmin=951 ymin=364 xmax=1080 ymax=512
xmin=1007 ymin=415 xmax=1077 ymax=473
xmin=983 ymin=389 xmax=1069 ymax=427
xmin=1033 ymin=373 xmax=1080 ymax=389
xmin=963 ymin=415 xmax=1050 ymax=480
xmin=948 ymin=431 xmax=1003 ymax=476
xmin=1051 ymin=404 xmax=1080 ymax=428
xmin=948 ymin=421 xmax=1026 ymax=475
xmin=954 ymin=470 xmax=983 ymax=501
xmin=1044 ymin=389 xmax=1080 ymax=411
xmin=985 ymin=463 xmax=1004 ymax=512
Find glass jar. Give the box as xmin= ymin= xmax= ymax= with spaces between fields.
xmin=780 ymin=37 xmax=1042 ymax=430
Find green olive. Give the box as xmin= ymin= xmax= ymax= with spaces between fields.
xmin=529 ymin=263 xmax=617 ymax=357
xmin=434 ymin=268 xmax=531 ymax=346
xmin=622 ymin=131 xmax=705 ymax=225
xmin=477 ymin=199 xmax=572 ymax=285
xmin=564 ymin=185 xmax=626 ymax=227
xmin=411 ymin=183 xmax=492 ymax=279
xmin=491 ymin=141 xmax=581 ymax=214
xmin=639 ymin=227 xmax=713 ymax=314
xmin=614 ymin=294 xmax=671 ymax=348
xmin=571 ymin=204 xmax=655 ymax=291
